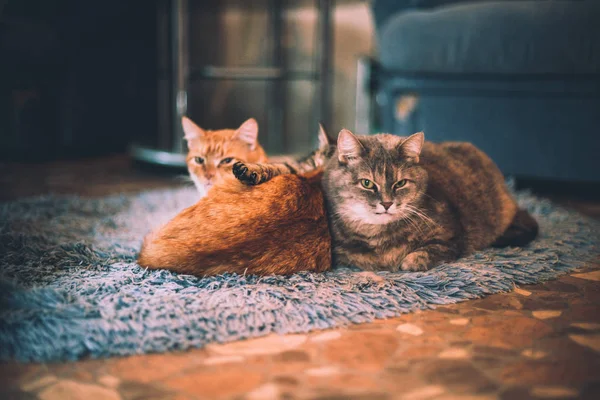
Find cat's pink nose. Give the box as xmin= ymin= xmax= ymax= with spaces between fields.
xmin=381 ymin=202 xmax=393 ymax=210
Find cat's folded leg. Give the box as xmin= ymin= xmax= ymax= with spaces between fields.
xmin=233 ymin=161 xmax=296 ymax=185
xmin=400 ymin=239 xmax=462 ymax=272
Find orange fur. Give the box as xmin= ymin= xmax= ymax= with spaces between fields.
xmin=182 ymin=117 xmax=268 ymax=194
xmin=137 ymin=169 xmax=332 ymax=276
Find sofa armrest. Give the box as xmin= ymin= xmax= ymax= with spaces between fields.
xmin=371 ymin=0 xmax=418 ymax=32
xmin=371 ymin=0 xmax=533 ymax=36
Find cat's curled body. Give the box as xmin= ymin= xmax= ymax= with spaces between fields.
xmin=323 ymin=131 xmax=537 ymax=271
xmin=137 ymin=126 xmax=335 ymax=276
xmin=234 ymin=129 xmax=538 ymax=272
xmin=137 ymin=169 xmax=331 ymax=276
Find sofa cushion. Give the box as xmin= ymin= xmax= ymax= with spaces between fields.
xmin=378 ymin=0 xmax=600 ymax=74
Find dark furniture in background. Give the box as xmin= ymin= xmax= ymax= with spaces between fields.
xmin=131 ymin=0 xmax=334 ymax=167
xmin=363 ymin=0 xmax=600 ymax=182
xmin=2 ymin=0 xmax=332 ymax=164
xmin=0 ymin=0 xmax=157 ymax=161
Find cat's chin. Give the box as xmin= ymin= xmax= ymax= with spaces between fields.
xmin=191 ymin=177 xmax=212 ymax=198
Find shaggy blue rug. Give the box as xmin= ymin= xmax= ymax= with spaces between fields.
xmin=0 ymin=183 xmax=599 ymax=362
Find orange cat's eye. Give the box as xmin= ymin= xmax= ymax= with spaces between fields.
xmin=194 ymin=157 xmax=205 ymax=164
xmin=219 ymin=157 xmax=234 ymax=165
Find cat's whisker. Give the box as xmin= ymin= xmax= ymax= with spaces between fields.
xmin=402 ymin=212 xmax=428 ymax=237
xmin=400 ymin=215 xmax=423 ymax=237
xmin=409 ymin=212 xmax=436 ymax=233
xmin=403 ymin=207 xmax=437 ymax=235
xmin=408 ymin=210 xmax=435 ymax=229
xmin=404 ymin=204 xmax=437 ymax=228
xmin=409 ymin=214 xmax=428 ymax=235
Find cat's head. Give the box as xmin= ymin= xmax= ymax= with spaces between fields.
xmin=182 ymin=116 xmax=268 ymax=195
xmin=323 ymin=129 xmax=427 ymax=226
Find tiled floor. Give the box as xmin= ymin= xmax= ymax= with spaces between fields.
xmin=1 ymin=155 xmax=599 ymax=400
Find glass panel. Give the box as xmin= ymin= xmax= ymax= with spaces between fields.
xmin=283 ymin=0 xmax=317 ymax=73
xmin=188 ymin=0 xmax=317 ymax=74
xmin=284 ymin=80 xmax=317 ymax=156
xmin=189 ymin=0 xmax=272 ymax=68
xmin=187 ymin=79 xmax=276 ymax=150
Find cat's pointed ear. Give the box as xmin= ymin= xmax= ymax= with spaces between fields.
xmin=182 ymin=117 xmax=206 ymax=141
xmin=317 ymin=123 xmax=332 ymax=150
xmin=399 ymin=132 xmax=425 ymax=163
xmin=337 ymin=129 xmax=364 ymax=163
xmin=235 ymin=118 xmax=259 ymax=150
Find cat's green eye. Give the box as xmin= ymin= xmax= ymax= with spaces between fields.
xmin=360 ymin=179 xmax=375 ymax=190
xmin=394 ymin=179 xmax=408 ymax=190
xmin=220 ymin=157 xmax=234 ymax=165
xmin=194 ymin=157 xmax=205 ymax=164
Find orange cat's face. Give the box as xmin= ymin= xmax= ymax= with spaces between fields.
xmin=182 ymin=117 xmax=268 ymax=196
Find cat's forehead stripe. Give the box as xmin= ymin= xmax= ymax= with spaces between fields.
xmin=204 ymin=142 xmax=220 ymax=155
xmin=201 ymin=138 xmax=229 ymax=156
xmin=355 ymin=137 xmax=404 ymax=186
xmin=384 ymin=150 xmax=398 ymax=184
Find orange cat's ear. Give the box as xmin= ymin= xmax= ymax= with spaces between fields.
xmin=337 ymin=129 xmax=364 ymax=164
xmin=182 ymin=117 xmax=206 ymax=141
xmin=399 ymin=132 xmax=424 ymax=163
xmin=235 ymin=118 xmax=259 ymax=150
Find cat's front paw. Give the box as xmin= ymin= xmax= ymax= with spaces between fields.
xmin=233 ymin=162 xmax=260 ymax=185
xmin=400 ymin=251 xmax=431 ymax=272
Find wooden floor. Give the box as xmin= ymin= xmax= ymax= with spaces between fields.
xmin=1 ymin=155 xmax=599 ymax=400
xmin=0 ymin=155 xmax=183 ymax=202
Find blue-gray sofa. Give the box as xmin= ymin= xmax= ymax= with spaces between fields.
xmin=366 ymin=0 xmax=600 ymax=182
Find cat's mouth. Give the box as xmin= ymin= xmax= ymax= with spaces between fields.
xmin=369 ymin=211 xmax=398 ymax=224
xmin=190 ymin=175 xmax=215 ymax=197
xmin=201 ymin=178 xmax=216 ymax=188
xmin=342 ymin=203 xmax=400 ymax=225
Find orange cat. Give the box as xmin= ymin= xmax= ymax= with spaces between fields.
xmin=138 ymin=127 xmax=334 ymax=277
xmin=182 ymin=116 xmax=268 ymax=196
xmin=137 ymin=169 xmax=331 ymax=276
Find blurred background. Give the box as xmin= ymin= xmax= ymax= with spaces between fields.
xmin=1 ymin=0 xmax=599 ymax=197
xmin=0 ymin=0 xmax=372 ymax=162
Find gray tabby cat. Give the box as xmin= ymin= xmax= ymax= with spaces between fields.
xmin=233 ymin=129 xmax=538 ymax=271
